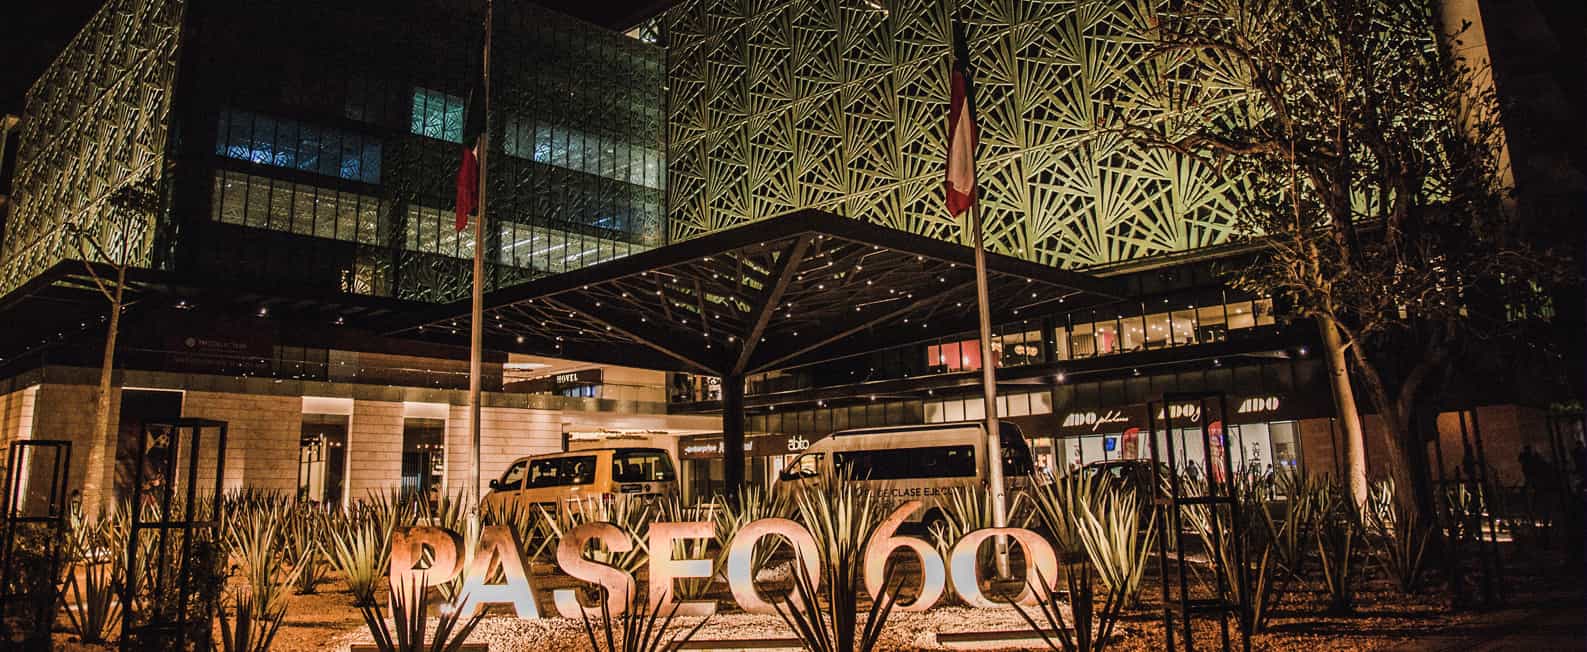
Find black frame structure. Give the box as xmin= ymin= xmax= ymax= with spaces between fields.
xmin=0 ymin=440 xmax=71 ymax=649
xmin=405 ymin=208 xmax=1124 ymax=493
xmin=1148 ymin=391 xmax=1249 ymax=652
xmin=122 ymin=418 xmax=228 ymax=652
xmin=1451 ymin=408 xmax=1505 ymax=608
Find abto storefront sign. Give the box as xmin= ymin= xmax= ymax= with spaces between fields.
xmin=677 ymin=433 xmax=813 ymax=460
xmin=387 ymin=500 xmax=1058 ymax=619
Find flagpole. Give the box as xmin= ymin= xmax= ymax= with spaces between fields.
xmin=951 ymin=6 xmax=1011 ymax=580
xmin=971 ymin=199 xmax=1012 ymax=579
xmin=469 ymin=0 xmax=493 ymax=510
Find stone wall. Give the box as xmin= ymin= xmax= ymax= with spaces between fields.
xmin=182 ymin=391 xmax=301 ymax=493
xmin=0 ymin=386 xmax=38 ymax=450
xmin=346 ymin=400 xmax=404 ymax=501
xmin=1296 ymin=417 xmax=1340 ymax=477
xmin=31 ymin=384 xmax=114 ymax=502
xmin=1 ymin=375 xmax=721 ymax=506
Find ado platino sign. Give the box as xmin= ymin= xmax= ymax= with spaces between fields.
xmin=391 ymin=500 xmax=1057 ymax=618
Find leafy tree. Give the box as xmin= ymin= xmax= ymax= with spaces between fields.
xmin=1125 ymin=0 xmax=1567 ymax=513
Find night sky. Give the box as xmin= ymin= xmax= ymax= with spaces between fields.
xmin=0 ymin=0 xmax=665 ymax=116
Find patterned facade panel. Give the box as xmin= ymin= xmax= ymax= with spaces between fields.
xmin=1 ymin=0 xmax=186 ymax=294
xmin=662 ymin=0 xmax=1248 ymax=269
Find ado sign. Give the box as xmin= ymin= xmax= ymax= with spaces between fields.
xmin=390 ymin=500 xmax=1058 ymax=617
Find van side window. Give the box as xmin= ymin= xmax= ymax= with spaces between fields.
xmin=498 ymin=460 xmax=527 ymax=491
xmin=835 ymin=445 xmax=976 ymax=480
xmin=613 ymin=450 xmax=676 ymax=483
xmin=527 ymin=455 xmax=598 ymax=487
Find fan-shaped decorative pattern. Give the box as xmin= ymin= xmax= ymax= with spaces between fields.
xmin=0 ymin=0 xmax=185 ymax=294
xmin=662 ymin=0 xmax=1247 ymax=269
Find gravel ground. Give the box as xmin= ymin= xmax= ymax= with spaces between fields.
xmin=329 ymin=605 xmax=1044 ymax=651
xmin=50 ymin=546 xmax=1586 ymax=652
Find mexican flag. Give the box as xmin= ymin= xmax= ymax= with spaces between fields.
xmin=945 ymin=17 xmax=978 ymax=217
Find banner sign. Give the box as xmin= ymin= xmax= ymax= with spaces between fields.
xmin=388 ymin=500 xmax=1055 ymax=618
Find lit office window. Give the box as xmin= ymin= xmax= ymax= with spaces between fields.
xmin=211 ymin=171 xmax=383 ymax=246
xmin=216 ymin=109 xmax=381 ymax=183
xmin=501 ymin=115 xmax=663 ymax=190
xmin=403 ymin=204 xmax=476 ymax=260
xmin=410 ymin=88 xmax=466 ymax=143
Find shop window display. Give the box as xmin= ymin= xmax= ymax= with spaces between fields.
xmin=1059 ymin=421 xmax=1301 ymax=480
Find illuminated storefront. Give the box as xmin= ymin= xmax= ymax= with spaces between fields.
xmin=1048 ymin=393 xmax=1320 ymax=477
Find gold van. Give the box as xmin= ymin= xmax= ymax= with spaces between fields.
xmin=484 ymin=447 xmax=678 ymax=514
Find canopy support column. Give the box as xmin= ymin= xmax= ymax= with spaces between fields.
xmin=722 ymin=373 xmax=746 ymax=501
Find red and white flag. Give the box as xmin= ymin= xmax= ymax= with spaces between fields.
xmin=945 ymin=17 xmax=978 ymax=217
xmin=455 ymin=91 xmax=485 ymax=232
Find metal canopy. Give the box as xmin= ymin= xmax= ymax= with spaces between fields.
xmin=403 ymin=210 xmax=1125 ymax=377
xmin=0 ymin=260 xmax=428 ymax=365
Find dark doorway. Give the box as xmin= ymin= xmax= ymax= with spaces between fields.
xmin=298 ymin=414 xmax=348 ymax=506
xmin=401 ymin=418 xmax=445 ymax=509
xmin=113 ymin=389 xmax=183 ymax=504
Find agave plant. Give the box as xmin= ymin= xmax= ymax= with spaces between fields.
xmin=1027 ymin=471 xmax=1094 ymax=556
xmin=481 ymin=498 xmax=557 ymax=559
xmin=578 ymin=583 xmax=712 ymax=652
xmin=714 ymin=485 xmax=790 ymax=580
xmin=1013 ymin=478 xmax=1155 ymax=652
xmin=1365 ymin=478 xmax=1432 ymax=594
xmin=1245 ymin=471 xmax=1323 ymax=631
xmin=770 ymin=471 xmax=892 ymax=652
xmin=1314 ymin=481 xmax=1362 ymax=614
xmin=62 ymin=503 xmax=127 ymax=644
xmin=543 ymin=496 xmax=655 ymax=575
xmin=228 ymin=499 xmax=305 ymax=620
xmin=1176 ymin=472 xmax=1264 ymax=605
xmin=218 ymin=588 xmax=286 ymax=652
xmin=928 ymin=484 xmax=1034 ymax=568
xmin=418 ymin=490 xmax=474 ymax=534
xmin=325 ymin=506 xmax=394 ymax=607
xmin=359 ymin=576 xmax=485 ymax=652
xmin=656 ymin=497 xmax=716 ymax=599
xmin=283 ymin=503 xmax=331 ymax=594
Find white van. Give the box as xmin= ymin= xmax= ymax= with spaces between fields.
xmin=773 ymin=420 xmax=1036 ymax=530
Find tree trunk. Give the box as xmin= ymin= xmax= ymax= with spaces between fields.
xmin=81 ymin=276 xmax=124 ymax=517
xmin=1318 ymin=316 xmax=1369 ymax=506
xmin=1345 ymin=345 xmax=1421 ymax=516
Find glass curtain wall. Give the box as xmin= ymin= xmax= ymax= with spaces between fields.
xmin=194 ymin=1 xmax=664 ymax=304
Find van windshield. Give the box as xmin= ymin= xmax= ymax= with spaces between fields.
xmin=497 ymin=460 xmax=527 ymax=491
xmin=526 ymin=455 xmax=597 ymax=487
xmin=612 ymin=450 xmax=675 ymax=483
xmin=835 ymin=445 xmax=977 ymax=480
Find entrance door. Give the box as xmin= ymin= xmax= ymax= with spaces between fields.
xmin=298 ymin=414 xmax=348 ymax=506
xmin=114 ymin=389 xmax=184 ymax=504
xmin=401 ymin=418 xmax=445 ymax=508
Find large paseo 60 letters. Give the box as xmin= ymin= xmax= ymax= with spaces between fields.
xmin=388 ymin=500 xmax=1059 ymax=617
